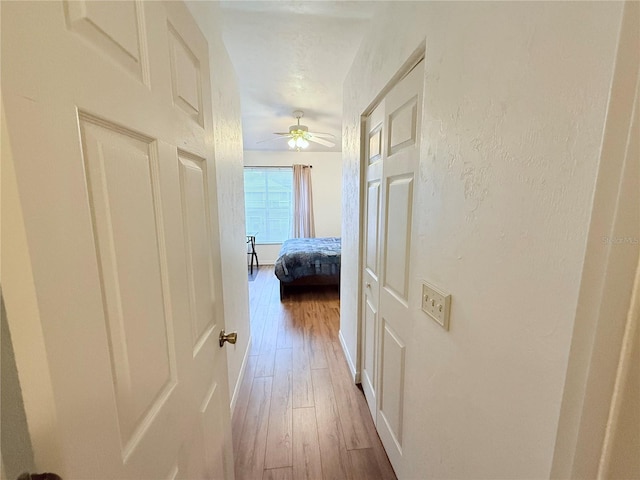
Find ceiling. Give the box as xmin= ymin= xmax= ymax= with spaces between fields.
xmin=219 ymin=1 xmax=378 ymax=152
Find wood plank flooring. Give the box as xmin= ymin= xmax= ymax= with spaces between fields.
xmin=234 ymin=266 xmax=396 ymax=480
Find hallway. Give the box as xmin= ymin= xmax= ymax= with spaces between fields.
xmin=232 ymin=266 xmax=396 ymax=479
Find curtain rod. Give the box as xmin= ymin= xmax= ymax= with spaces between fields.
xmin=244 ymin=165 xmax=312 ymax=168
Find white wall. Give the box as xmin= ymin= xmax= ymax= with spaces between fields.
xmin=244 ymin=150 xmax=342 ymax=264
xmin=341 ymin=2 xmax=625 ymax=478
xmin=186 ymin=1 xmax=251 ymax=413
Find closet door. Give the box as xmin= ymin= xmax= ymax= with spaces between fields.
xmin=360 ymin=60 xmax=424 ymax=473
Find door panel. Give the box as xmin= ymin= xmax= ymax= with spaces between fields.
xmin=178 ymin=151 xmax=217 ymax=350
xmin=383 ymin=175 xmax=414 ymax=303
xmin=379 ymin=320 xmax=406 ymax=450
xmin=369 ymin=125 xmax=382 ymax=164
xmin=2 ymin=1 xmax=232 ymax=478
xmin=362 ymin=298 xmax=377 ymax=404
xmin=80 ymin=114 xmax=178 ymax=460
xmin=168 ymin=23 xmax=204 ymax=125
xmin=64 ymin=0 xmax=149 ymax=84
xmin=365 ymin=181 xmax=380 ymax=273
xmin=388 ymin=97 xmax=418 ymax=154
xmin=360 ymin=59 xmax=424 ymax=474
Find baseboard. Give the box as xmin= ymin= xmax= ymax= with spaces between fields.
xmin=338 ymin=329 xmax=360 ymax=383
xmin=230 ymin=334 xmax=252 ymax=415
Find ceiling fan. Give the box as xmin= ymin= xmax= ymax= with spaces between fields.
xmin=259 ymin=110 xmax=335 ymax=150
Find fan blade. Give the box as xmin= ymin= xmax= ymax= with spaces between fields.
xmin=273 ymin=132 xmax=292 ymax=136
xmin=308 ymin=136 xmax=335 ymax=147
xmin=256 ymin=136 xmax=290 ymax=144
xmin=307 ymin=132 xmax=335 ymax=138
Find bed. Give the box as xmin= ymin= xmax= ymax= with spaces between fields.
xmin=274 ymin=237 xmax=341 ymax=299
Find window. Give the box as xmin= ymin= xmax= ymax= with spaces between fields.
xmin=244 ymin=167 xmax=293 ymax=244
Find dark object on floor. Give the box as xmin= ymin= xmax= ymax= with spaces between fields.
xmin=17 ymin=474 xmax=62 ymax=480
xmin=246 ymin=234 xmax=259 ymax=274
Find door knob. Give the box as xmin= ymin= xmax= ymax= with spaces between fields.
xmin=366 ymin=282 xmax=371 ymax=288
xmin=219 ymin=330 xmax=238 ymax=347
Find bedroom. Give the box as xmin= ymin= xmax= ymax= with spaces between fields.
xmin=242 ymin=151 xmax=342 ymax=270
xmin=2 ymin=1 xmax=638 ymax=479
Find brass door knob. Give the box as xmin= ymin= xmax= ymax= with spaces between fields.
xmin=219 ymin=330 xmax=238 ymax=347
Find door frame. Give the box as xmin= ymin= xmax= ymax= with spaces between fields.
xmin=355 ymin=43 xmax=425 ymax=388
xmin=599 ymin=253 xmax=640 ymax=476
xmin=551 ymin=2 xmax=640 ymax=477
xmin=1 ymin=96 xmax=60 ymax=477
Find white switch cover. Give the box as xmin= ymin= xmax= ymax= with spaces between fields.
xmin=421 ymin=282 xmax=451 ymax=330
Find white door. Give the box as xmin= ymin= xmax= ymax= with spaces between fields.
xmin=360 ymin=60 xmax=424 ymax=472
xmin=2 ymin=1 xmax=233 ymax=479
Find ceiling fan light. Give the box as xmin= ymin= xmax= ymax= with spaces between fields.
xmin=265 ymin=111 xmax=330 ymax=151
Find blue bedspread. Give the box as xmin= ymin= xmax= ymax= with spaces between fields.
xmin=274 ymin=237 xmax=341 ymax=283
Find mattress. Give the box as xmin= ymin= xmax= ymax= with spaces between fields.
xmin=274 ymin=237 xmax=341 ymax=283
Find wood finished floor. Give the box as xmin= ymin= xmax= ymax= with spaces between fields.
xmin=233 ymin=266 xmax=397 ymax=480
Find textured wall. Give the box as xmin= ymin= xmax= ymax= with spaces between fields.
xmin=185 ymin=1 xmax=251 ymax=411
xmin=244 ymin=150 xmax=342 ymax=264
xmin=341 ymin=2 xmax=623 ymax=478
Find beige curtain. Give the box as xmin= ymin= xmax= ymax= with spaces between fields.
xmin=292 ymin=164 xmax=315 ymax=238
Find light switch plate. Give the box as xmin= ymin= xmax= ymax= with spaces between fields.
xmin=421 ymin=282 xmax=451 ymax=330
